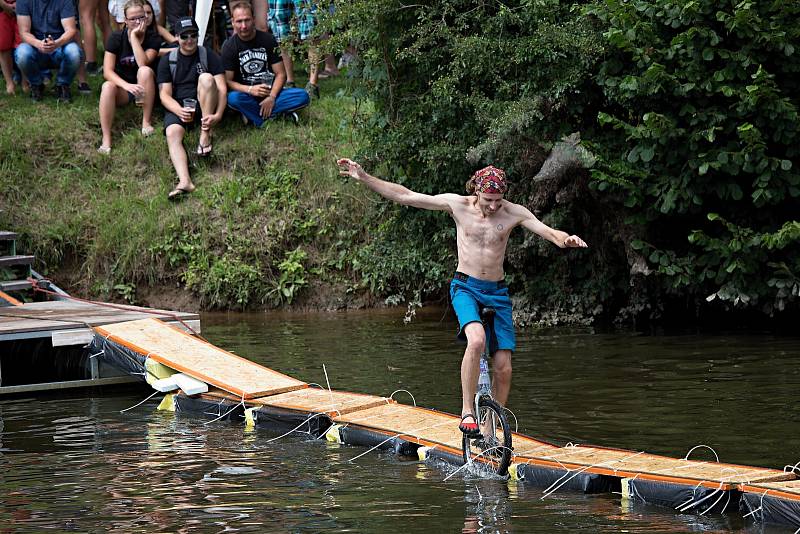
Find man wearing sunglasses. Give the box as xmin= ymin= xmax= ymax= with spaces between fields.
xmin=157 ymin=15 xmax=226 ymax=200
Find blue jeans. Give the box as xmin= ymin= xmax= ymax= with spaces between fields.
xmin=227 ymin=87 xmax=310 ymax=127
xmin=14 ymin=42 xmax=81 ymax=86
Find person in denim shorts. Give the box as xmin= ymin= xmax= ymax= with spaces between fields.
xmin=337 ymin=158 xmax=588 ymax=437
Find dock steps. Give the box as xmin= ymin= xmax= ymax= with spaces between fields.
xmin=0 ymin=255 xmax=34 ymax=268
xmin=0 ymin=280 xmax=33 ymax=292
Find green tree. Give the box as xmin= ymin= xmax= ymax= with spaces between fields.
xmin=589 ymin=0 xmax=800 ymax=317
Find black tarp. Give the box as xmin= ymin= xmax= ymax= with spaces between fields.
xmin=514 ymin=463 xmax=617 ymax=493
xmin=741 ymin=491 xmax=800 ymax=529
xmin=626 ymin=478 xmax=738 ymax=515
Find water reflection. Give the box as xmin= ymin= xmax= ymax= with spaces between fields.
xmin=0 ymin=309 xmax=798 ymax=532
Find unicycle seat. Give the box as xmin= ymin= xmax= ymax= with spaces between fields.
xmin=479 ymin=306 xmax=496 ymax=322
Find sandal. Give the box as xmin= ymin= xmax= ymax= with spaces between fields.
xmin=196 ymin=143 xmax=212 ymax=157
xmin=141 ymin=125 xmax=154 ymax=137
xmin=168 ymin=185 xmax=195 ymax=201
xmin=459 ymin=414 xmax=481 ymax=437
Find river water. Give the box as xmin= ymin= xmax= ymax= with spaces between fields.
xmin=1 ymin=308 xmax=798 ymax=532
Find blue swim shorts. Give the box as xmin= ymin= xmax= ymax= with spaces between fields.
xmin=449 ymin=272 xmax=516 ymax=353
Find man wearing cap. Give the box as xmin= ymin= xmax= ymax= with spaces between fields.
xmin=336 ymin=158 xmax=588 ymax=436
xmin=157 ymin=15 xmax=226 ymax=200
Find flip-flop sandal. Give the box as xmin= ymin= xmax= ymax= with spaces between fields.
xmin=168 ymin=187 xmax=193 ymax=201
xmin=141 ymin=125 xmax=154 ymax=137
xmin=196 ymin=143 xmax=212 ymax=157
xmin=459 ymin=414 xmax=481 ymax=437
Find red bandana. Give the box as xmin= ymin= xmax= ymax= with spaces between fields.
xmin=472 ymin=165 xmax=507 ymax=194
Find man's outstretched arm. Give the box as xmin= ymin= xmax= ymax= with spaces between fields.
xmin=515 ymin=203 xmax=588 ymax=249
xmin=337 ymin=158 xmax=455 ymax=212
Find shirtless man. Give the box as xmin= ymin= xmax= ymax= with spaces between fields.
xmin=337 ymin=158 xmax=588 ymax=436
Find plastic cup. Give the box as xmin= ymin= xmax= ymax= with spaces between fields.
xmin=134 ymin=91 xmax=144 ymax=107
xmin=182 ymin=98 xmax=197 ymax=122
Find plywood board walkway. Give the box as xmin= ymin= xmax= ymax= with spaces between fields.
xmin=204 ymin=387 xmax=393 ymax=417
xmin=254 ymin=388 xmax=393 ymax=416
xmin=515 ymin=446 xmax=792 ymax=487
xmin=332 ymin=402 xmax=557 ymax=456
xmin=95 ymin=318 xmax=306 ymax=399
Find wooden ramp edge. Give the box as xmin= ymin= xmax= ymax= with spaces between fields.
xmin=94 ymin=318 xmax=307 ymax=399
xmin=204 ymin=387 xmax=394 ymax=417
xmin=514 ymin=446 xmax=793 ymax=489
xmin=741 ymin=479 xmax=800 ymax=501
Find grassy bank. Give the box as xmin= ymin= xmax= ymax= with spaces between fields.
xmin=0 ymin=74 xmax=382 ymax=310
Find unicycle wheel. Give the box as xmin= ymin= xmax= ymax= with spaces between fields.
xmin=461 ymin=397 xmax=512 ymax=476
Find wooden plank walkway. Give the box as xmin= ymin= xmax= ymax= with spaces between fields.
xmin=203 ymin=387 xmax=393 ymax=417
xmin=514 ymin=446 xmax=792 ymax=488
xmin=332 ymin=402 xmax=557 ymax=456
xmin=95 ymin=318 xmax=306 ymax=399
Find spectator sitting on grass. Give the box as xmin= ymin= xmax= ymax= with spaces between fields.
xmin=142 ymin=0 xmax=175 ymax=50
xmin=157 ymin=15 xmax=226 ymax=201
xmin=0 ymin=0 xmax=21 ymax=94
xmin=97 ymin=0 xmax=161 ymax=154
xmin=222 ymin=1 xmax=309 ymax=126
xmin=15 ymin=0 xmax=81 ymax=102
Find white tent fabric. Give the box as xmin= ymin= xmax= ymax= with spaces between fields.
xmin=195 ymin=0 xmax=212 ymax=46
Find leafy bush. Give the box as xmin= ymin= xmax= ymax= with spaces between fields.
xmin=589 ymin=0 xmax=800 ymax=316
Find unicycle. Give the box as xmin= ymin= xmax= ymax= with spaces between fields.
xmin=461 ymin=306 xmax=513 ymax=476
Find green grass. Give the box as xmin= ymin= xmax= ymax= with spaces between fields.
xmin=0 ymin=73 xmax=376 ymax=308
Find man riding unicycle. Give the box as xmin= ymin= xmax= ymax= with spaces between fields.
xmin=337 ymin=159 xmax=588 ymax=437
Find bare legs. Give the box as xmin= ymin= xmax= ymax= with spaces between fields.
xmin=0 ymin=50 xmax=15 ymax=94
xmin=166 ymin=123 xmax=193 ymax=192
xmin=460 ymin=321 xmax=512 ymax=417
xmin=98 ymin=81 xmax=130 ymax=149
xmin=307 ymin=44 xmax=319 ymax=88
xmin=280 ymin=46 xmax=295 ymax=84
xmin=138 ymin=66 xmax=155 ymax=132
xmin=98 ymin=66 xmax=155 ymax=150
xmin=196 ymin=72 xmax=217 ymax=149
xmin=79 ymin=0 xmax=111 ymax=67
xmin=166 ymin=73 xmax=220 ymax=194
xmin=492 ymin=350 xmax=512 ymax=406
xmin=280 ymin=43 xmax=320 ymax=89
xmin=251 ymin=0 xmax=267 ymax=32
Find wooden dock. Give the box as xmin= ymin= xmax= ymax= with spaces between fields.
xmin=0 ymin=300 xmax=200 ymax=395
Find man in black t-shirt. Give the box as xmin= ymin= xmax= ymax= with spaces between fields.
xmin=157 ymin=16 xmax=226 ymax=200
xmin=221 ymin=1 xmax=309 ymax=127
xmin=97 ymin=0 xmax=161 ymax=153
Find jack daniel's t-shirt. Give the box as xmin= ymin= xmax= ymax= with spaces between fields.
xmin=221 ymin=30 xmax=282 ymax=87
